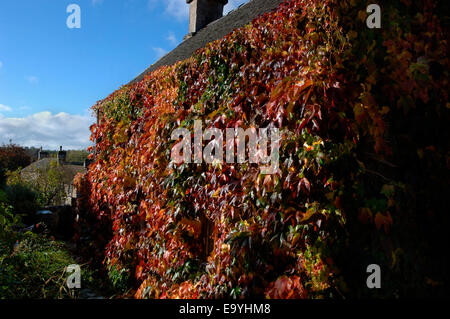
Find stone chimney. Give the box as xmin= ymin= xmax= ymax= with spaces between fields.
xmin=38 ymin=147 xmax=49 ymax=161
xmin=57 ymin=146 xmax=67 ymax=164
xmin=186 ymin=0 xmax=228 ymax=35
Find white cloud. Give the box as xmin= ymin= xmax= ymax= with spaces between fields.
xmin=162 ymin=0 xmax=189 ymax=20
xmin=0 ymin=104 xmax=12 ymax=112
xmin=25 ymin=75 xmax=39 ymax=84
xmin=0 ymin=111 xmax=93 ymax=150
xmin=157 ymin=0 xmax=250 ymax=20
xmin=153 ymin=47 xmax=168 ymax=58
xmin=92 ymin=0 xmax=104 ymax=6
xmin=167 ymin=31 xmax=177 ymax=46
xmin=224 ymin=0 xmax=250 ymax=14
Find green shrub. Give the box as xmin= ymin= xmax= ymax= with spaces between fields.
xmin=0 ymin=144 xmax=31 ymax=185
xmin=107 ymin=264 xmax=132 ymax=294
xmin=0 ymin=191 xmax=22 ymax=243
xmin=2 ymin=183 xmax=39 ymax=222
xmin=0 ymin=231 xmax=100 ymax=299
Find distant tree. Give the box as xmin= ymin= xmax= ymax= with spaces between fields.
xmin=2 ymin=180 xmax=39 ymax=222
xmin=23 ymin=147 xmax=41 ymax=162
xmin=12 ymin=160 xmax=66 ymax=207
xmin=0 ymin=144 xmax=32 ymax=184
xmin=66 ymin=150 xmax=89 ymax=164
xmin=35 ymin=160 xmax=67 ymax=206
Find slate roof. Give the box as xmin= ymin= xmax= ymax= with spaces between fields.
xmin=130 ymin=0 xmax=286 ymax=84
xmin=21 ymin=158 xmax=86 ymax=185
xmin=22 ymin=158 xmax=54 ymax=171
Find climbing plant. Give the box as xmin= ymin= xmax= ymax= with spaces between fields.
xmin=74 ymin=0 xmax=449 ymax=298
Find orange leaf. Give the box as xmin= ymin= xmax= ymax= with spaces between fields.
xmin=374 ymin=211 xmax=393 ymax=233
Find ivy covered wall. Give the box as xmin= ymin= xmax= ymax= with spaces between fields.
xmin=74 ymin=0 xmax=449 ymax=298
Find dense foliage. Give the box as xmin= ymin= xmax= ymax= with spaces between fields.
xmin=0 ymin=144 xmax=31 ymax=185
xmin=66 ymin=150 xmax=89 ymax=165
xmin=76 ymin=0 xmax=449 ymax=298
xmin=0 ymin=229 xmax=99 ymax=299
xmin=5 ymin=160 xmax=67 ymax=216
xmin=0 ymin=192 xmax=65 ymax=298
xmin=1 ymin=189 xmax=103 ymax=299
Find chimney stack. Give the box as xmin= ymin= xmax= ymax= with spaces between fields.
xmin=38 ymin=147 xmax=49 ymax=161
xmin=186 ymin=0 xmax=228 ymax=35
xmin=57 ymin=146 xmax=67 ymax=164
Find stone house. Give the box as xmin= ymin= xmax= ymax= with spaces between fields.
xmin=21 ymin=146 xmax=86 ymax=206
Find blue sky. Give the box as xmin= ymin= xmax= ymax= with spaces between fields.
xmin=0 ymin=0 xmax=248 ymax=149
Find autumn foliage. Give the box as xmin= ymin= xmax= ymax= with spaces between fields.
xmin=0 ymin=144 xmax=32 ymax=184
xmin=74 ymin=0 xmax=449 ymax=298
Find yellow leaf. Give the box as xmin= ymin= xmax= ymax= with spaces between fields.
xmin=179 ymin=218 xmax=202 ymax=236
xmin=348 ymin=30 xmax=358 ymax=39
xmin=417 ymin=148 xmax=424 ymax=159
xmin=212 ymin=188 xmax=221 ymax=198
xmin=358 ymin=10 xmax=366 ymax=22
xmin=300 ymin=208 xmax=316 ymax=223
xmin=380 ymin=106 xmax=390 ymax=115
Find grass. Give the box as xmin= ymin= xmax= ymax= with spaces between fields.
xmin=0 ymin=231 xmax=104 ymax=299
